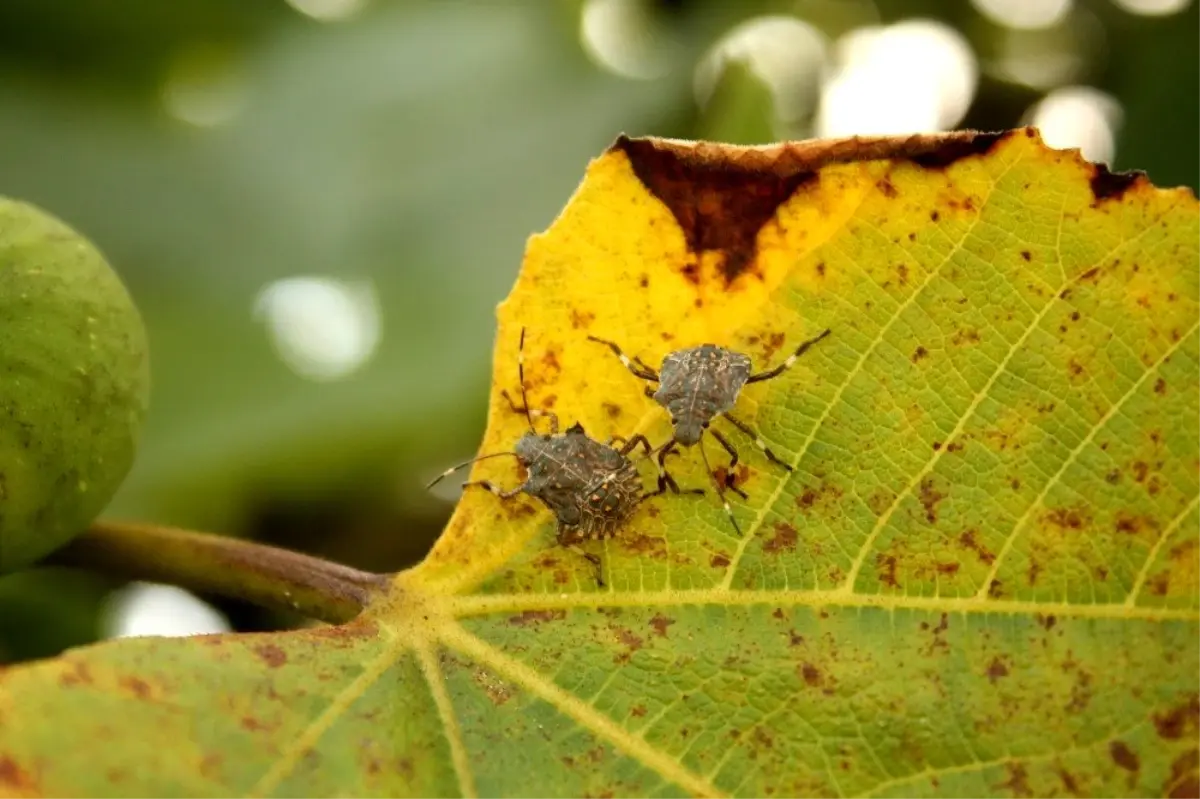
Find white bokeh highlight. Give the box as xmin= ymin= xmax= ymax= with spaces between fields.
xmin=254 ymin=276 xmax=382 ymax=382
xmin=161 ymin=47 xmax=248 ymax=128
xmin=1112 ymin=0 xmax=1192 ymax=15
xmin=694 ymin=15 xmax=829 ymax=130
xmin=1027 ymin=86 xmax=1123 ymax=164
xmin=817 ymin=20 xmax=978 ymax=137
xmin=285 ymin=0 xmax=367 ymax=22
xmin=103 ymin=582 xmax=232 ymax=639
xmin=972 ymin=0 xmax=1074 ymax=29
xmin=580 ymin=0 xmax=673 ymax=80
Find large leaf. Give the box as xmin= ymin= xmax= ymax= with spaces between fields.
xmin=1 ymin=129 xmax=1197 ymax=797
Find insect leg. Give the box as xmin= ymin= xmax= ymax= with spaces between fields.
xmin=722 ymin=413 xmax=793 ymax=472
xmin=699 ymin=436 xmax=742 ymax=537
xmin=564 ymin=544 xmax=605 ymax=587
xmin=746 ymin=328 xmax=831 ymax=384
xmin=616 ymin=433 xmax=653 ymax=456
xmin=629 ymin=436 xmax=702 ymax=501
xmin=461 ymin=480 xmax=525 ymax=499
xmin=501 ymin=389 xmax=559 ymax=435
xmin=649 ymin=440 xmax=701 ymax=496
xmin=587 ymin=335 xmax=660 ymax=381
xmin=708 ymin=428 xmax=749 ymax=500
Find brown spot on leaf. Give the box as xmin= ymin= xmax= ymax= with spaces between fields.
xmin=631 ymin=704 xmax=647 ymax=717
xmin=800 ymin=662 xmax=822 ymax=687
xmin=919 ymin=477 xmax=946 ymax=524
xmin=763 ymin=522 xmax=798 ymax=554
xmin=0 ymin=757 xmax=36 ymax=792
xmin=242 ymin=716 xmax=270 ymax=732
xmin=613 ymin=626 xmax=644 ymax=652
xmin=508 ymin=610 xmax=567 ymax=626
xmin=710 ymin=552 xmax=731 ymax=568
xmin=614 ymin=137 xmax=817 ymax=286
xmin=876 ymin=177 xmax=899 ymax=198
xmin=1155 ymin=378 xmax=1168 ymax=395
xmin=1090 ymin=163 xmax=1145 ymax=202
xmin=912 ymin=346 xmax=929 ymax=363
xmin=602 ymin=401 xmax=622 ymax=419
xmin=1110 ymin=741 xmax=1140 ymax=773
xmin=638 ymin=274 xmax=649 ymax=288
xmin=1154 ymin=694 xmax=1200 ymax=740
xmin=569 ymin=308 xmax=595 ymax=329
xmin=120 ymin=676 xmax=151 ymax=699
xmin=936 ymin=562 xmax=960 ymax=575
xmin=986 ymin=656 xmax=1010 ymax=683
xmin=1020 ymin=250 xmax=1031 ymax=261
xmin=613 ymin=131 xmax=1007 ymax=286
xmin=1058 ymin=768 xmax=1083 ymax=797
xmin=255 ymin=644 xmax=287 ymax=669
xmin=877 ymin=554 xmax=899 ymax=588
xmin=649 ymin=614 xmax=675 ymax=638
xmin=59 ymin=661 xmax=92 ymax=686
xmin=621 ymin=533 xmax=668 ymax=558
xmin=1044 ymin=506 xmax=1089 ymax=531
xmin=1169 ymin=775 xmax=1199 ymax=799
xmin=994 ymin=762 xmax=1032 ymax=797
xmin=959 ymin=529 xmax=996 ymax=564
xmin=1166 ymin=748 xmax=1195 ymax=782
xmin=910 ymin=131 xmax=1006 ymax=168
xmin=1038 ymin=614 xmax=1057 ymax=630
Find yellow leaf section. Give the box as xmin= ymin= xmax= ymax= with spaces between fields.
xmin=406 ymin=127 xmax=1198 ymax=601
xmin=407 ymin=146 xmax=861 ymax=593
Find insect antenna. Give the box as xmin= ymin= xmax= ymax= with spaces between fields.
xmin=426 ymin=451 xmax=520 ymax=490
xmin=515 ymin=326 xmax=535 ymax=432
xmin=699 ymin=436 xmax=742 ymax=536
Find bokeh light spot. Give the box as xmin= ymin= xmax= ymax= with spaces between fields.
xmin=1027 ymin=85 xmax=1123 ymax=164
xmin=285 ymin=0 xmax=367 ymax=22
xmin=817 ymin=19 xmax=978 ymax=137
xmin=103 ymin=582 xmax=231 ymax=639
xmin=161 ymin=45 xmax=248 ymax=128
xmin=1112 ymin=0 xmax=1192 ymax=15
xmin=972 ymin=0 xmax=1074 ymax=29
xmin=254 ymin=276 xmax=382 ymax=382
xmin=580 ymin=0 xmax=673 ymax=80
xmin=694 ymin=16 xmax=829 ymax=128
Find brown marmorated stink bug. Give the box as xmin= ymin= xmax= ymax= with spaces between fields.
xmin=427 ymin=328 xmax=698 ymax=585
xmin=587 ymin=328 xmax=831 ymax=536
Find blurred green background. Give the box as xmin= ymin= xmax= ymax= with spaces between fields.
xmin=1 ymin=0 xmax=1196 ymax=663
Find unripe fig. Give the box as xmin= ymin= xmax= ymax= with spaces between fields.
xmin=0 ymin=198 xmax=149 ymax=573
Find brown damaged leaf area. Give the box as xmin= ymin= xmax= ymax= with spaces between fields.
xmin=1 ymin=128 xmax=1198 ymax=798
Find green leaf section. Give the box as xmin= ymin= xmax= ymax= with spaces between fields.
xmin=0 ymin=131 xmax=1196 ymax=798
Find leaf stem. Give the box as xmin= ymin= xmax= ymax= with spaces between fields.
xmin=47 ymin=521 xmax=390 ymax=624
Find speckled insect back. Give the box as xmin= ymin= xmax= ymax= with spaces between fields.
xmin=588 ymin=327 xmax=831 ymax=537
xmin=428 ymin=328 xmax=695 ymax=586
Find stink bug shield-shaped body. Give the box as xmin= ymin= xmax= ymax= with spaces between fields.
xmin=515 ymin=421 xmax=645 ymax=543
xmin=655 ymin=345 xmax=752 ymax=446
xmin=428 ymin=328 xmax=674 ymax=585
xmin=588 ymin=328 xmax=831 ymax=536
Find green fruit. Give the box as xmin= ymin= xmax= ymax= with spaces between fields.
xmin=0 ymin=198 xmax=149 ymax=573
